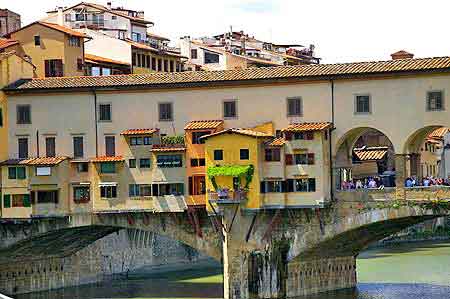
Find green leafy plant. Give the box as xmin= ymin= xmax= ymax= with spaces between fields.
xmin=161 ymin=135 xmax=185 ymax=145
xmin=207 ymin=165 xmax=254 ymax=191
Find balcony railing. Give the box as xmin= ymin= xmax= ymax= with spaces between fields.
xmin=208 ymin=190 xmax=247 ymax=202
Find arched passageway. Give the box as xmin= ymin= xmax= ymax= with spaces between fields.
xmin=334 ymin=127 xmax=396 ymax=190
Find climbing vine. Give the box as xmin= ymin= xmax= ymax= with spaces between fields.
xmin=207 ymin=165 xmax=254 ymax=191
xmin=161 ymin=135 xmax=185 ymax=145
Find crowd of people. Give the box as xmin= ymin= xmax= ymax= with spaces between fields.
xmin=404 ymin=176 xmax=450 ymax=187
xmin=341 ymin=177 xmax=384 ymax=190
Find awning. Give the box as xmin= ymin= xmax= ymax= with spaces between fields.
xmin=153 ymin=195 xmax=187 ymax=213
xmin=352 ymin=162 xmax=379 ymax=178
xmin=29 ymin=184 xmax=59 ymax=191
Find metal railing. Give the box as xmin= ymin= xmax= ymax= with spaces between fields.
xmin=208 ymin=190 xmax=247 ymax=201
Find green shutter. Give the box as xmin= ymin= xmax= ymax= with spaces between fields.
xmin=17 ymin=167 xmax=26 ymax=179
xmin=23 ymin=194 xmax=31 ymax=207
xmin=178 ymin=183 xmax=184 ymax=195
xmin=4 ymin=195 xmax=11 ymax=208
xmin=8 ymin=167 xmax=16 ymax=179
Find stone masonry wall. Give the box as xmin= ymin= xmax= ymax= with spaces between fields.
xmin=0 ymin=228 xmax=206 ymax=295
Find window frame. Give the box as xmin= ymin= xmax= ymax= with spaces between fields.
xmin=139 ymin=158 xmax=151 ymax=168
xmin=100 ymin=185 xmax=117 ymax=199
xmin=73 ymin=136 xmax=84 ymax=159
xmin=240 ymin=148 xmax=250 ymax=160
xmin=354 ymin=94 xmax=372 ymax=114
xmin=129 ymin=159 xmax=136 ymax=168
xmin=98 ymin=103 xmax=112 ymax=122
xmin=34 ymin=35 xmax=41 ymax=46
xmin=265 ymin=148 xmax=281 ymax=162
xmin=192 ymin=131 xmax=211 ymax=144
xmin=16 ymin=104 xmax=31 ymax=125
xmin=287 ymin=97 xmax=303 ymax=117
xmin=100 ymin=162 xmax=116 ymax=174
xmin=73 ymin=186 xmax=90 ymax=203
xmin=156 ymin=154 xmax=183 ymax=168
xmin=45 ymin=136 xmax=56 ymax=158
xmin=426 ymin=90 xmax=445 ymax=111
xmin=214 ymin=149 xmax=223 ymax=161
xmin=158 ymin=102 xmax=173 ymax=121
xmin=223 ymin=99 xmax=238 ymax=119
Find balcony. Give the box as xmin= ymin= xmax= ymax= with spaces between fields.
xmin=208 ymin=190 xmax=247 ymax=203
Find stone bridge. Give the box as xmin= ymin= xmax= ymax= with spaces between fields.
xmin=1 ymin=187 xmax=450 ymax=298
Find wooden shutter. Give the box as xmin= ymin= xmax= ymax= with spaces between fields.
xmin=3 ymin=194 xmax=11 ymax=208
xmin=44 ymin=60 xmax=50 ymax=77
xmin=23 ymin=194 xmax=31 ymax=207
xmin=152 ymin=184 xmax=159 ymax=196
xmin=55 ymin=59 xmax=63 ymax=77
xmin=285 ymin=154 xmax=293 ymax=165
xmin=188 ymin=177 xmax=193 ymax=195
xmin=286 ymin=179 xmax=294 ymax=192
xmin=307 ymin=153 xmax=315 ymax=165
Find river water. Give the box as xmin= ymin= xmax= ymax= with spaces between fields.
xmin=17 ymin=240 xmax=450 ymax=299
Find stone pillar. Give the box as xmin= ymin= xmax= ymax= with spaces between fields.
xmin=409 ymin=153 xmax=422 ymax=179
xmin=395 ymin=154 xmax=408 ymax=188
xmin=286 ymin=256 xmax=357 ymax=298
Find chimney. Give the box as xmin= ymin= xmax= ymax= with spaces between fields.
xmin=107 ymin=2 xmax=112 ymax=9
xmin=56 ymin=7 xmax=64 ymax=25
xmin=391 ymin=50 xmax=414 ymax=60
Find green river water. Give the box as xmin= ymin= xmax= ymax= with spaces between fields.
xmin=16 ymin=240 xmax=450 ymax=299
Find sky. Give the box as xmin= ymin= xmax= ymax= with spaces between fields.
xmin=5 ymin=0 xmax=450 ymax=63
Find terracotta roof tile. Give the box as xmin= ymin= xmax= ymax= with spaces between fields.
xmin=0 ymin=38 xmax=19 ymax=50
xmin=184 ymin=120 xmax=224 ymax=130
xmin=9 ymin=56 xmax=450 ymax=91
xmin=354 ymin=147 xmax=388 ymax=161
xmin=202 ymin=128 xmax=273 ymax=140
xmin=38 ymin=22 xmax=88 ymax=38
xmin=266 ymin=137 xmax=286 ymax=147
xmin=91 ymin=156 xmax=125 ymax=163
xmin=282 ymin=122 xmax=332 ymax=132
xmin=120 ymin=128 xmax=159 ymax=136
xmin=150 ymin=144 xmax=186 ymax=152
xmin=1 ymin=157 xmax=68 ymax=166
xmin=85 ymin=54 xmax=130 ymax=66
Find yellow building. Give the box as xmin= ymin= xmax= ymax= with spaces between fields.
xmin=7 ymin=21 xmax=88 ymax=78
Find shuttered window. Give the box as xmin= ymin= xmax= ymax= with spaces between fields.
xmin=159 ymin=103 xmax=173 ymax=121
xmin=18 ymin=138 xmax=28 ymax=159
xmin=105 ymin=136 xmax=115 ymax=157
xmin=73 ymin=136 xmax=84 ymax=158
xmin=287 ymin=97 xmax=302 ymax=117
xmin=44 ymin=59 xmax=63 ymax=77
xmin=46 ymin=137 xmax=56 ymax=157
xmin=223 ymin=100 xmax=237 ymax=118
xmin=355 ymin=95 xmax=371 ymax=114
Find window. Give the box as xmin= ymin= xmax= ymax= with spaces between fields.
xmin=129 ymin=184 xmax=152 ymax=197
xmin=214 ymin=149 xmax=223 ymax=161
xmin=426 ymin=91 xmax=444 ymax=111
xmin=294 ymin=153 xmax=315 ymax=165
xmin=223 ymin=100 xmax=237 ymax=118
xmin=34 ymin=35 xmax=40 ymax=46
xmin=118 ymin=31 xmax=125 ymax=40
xmin=36 ymin=167 xmax=51 ymax=176
xmin=204 ymin=51 xmax=219 ymax=64
xmin=164 ymin=60 xmax=168 ymax=72
xmin=158 ymin=59 xmax=162 ymax=71
xmin=265 ymin=148 xmax=281 ymax=161
xmin=10 ymin=194 xmax=31 ymax=207
xmin=44 ymin=59 xmax=63 ymax=77
xmin=46 ymin=137 xmax=56 ymax=157
xmin=240 ymin=149 xmax=249 ymax=160
xmin=146 ymin=55 xmax=151 ymax=69
xmin=105 ymin=136 xmax=115 ymax=157
xmin=73 ymin=186 xmax=90 ymax=203
xmin=91 ymin=66 xmax=101 ymax=76
xmin=75 ymin=13 xmax=86 ymax=21
xmin=139 ymin=158 xmax=151 ymax=168
xmin=286 ymin=178 xmax=316 ymax=192
xmin=188 ymin=176 xmax=206 ymax=195
xmin=157 ymin=155 xmax=182 ymax=168
xmin=77 ymin=58 xmax=83 ymax=71
xmin=170 ymin=61 xmax=174 ymax=72
xmin=77 ymin=162 xmax=88 ymax=173
xmin=64 ymin=14 xmax=72 ymax=22
xmin=73 ymin=136 xmax=84 ymax=158
xmin=192 ymin=131 xmax=210 ymax=144
xmin=37 ymin=191 xmax=58 ymax=204
xmin=285 ymin=131 xmax=314 ymax=140
xmin=69 ymin=37 xmax=81 ymax=47
xmin=129 ymin=159 xmax=136 ymax=168
xmin=17 ymin=105 xmax=31 ymax=124
xmin=8 ymin=167 xmax=26 ymax=180
xmin=191 ymin=49 xmax=198 ymax=59
xmin=191 ymin=158 xmax=205 ymax=167
xmin=98 ymin=103 xmax=111 ymax=121
xmin=100 ymin=162 xmax=116 ymax=174
xmin=159 ymin=103 xmax=173 ymax=121
xmin=355 ymin=95 xmax=371 ymax=114
xmin=112 ymin=15 xmax=117 ymax=20
xmin=18 ymin=138 xmax=28 ymax=159
xmin=143 ymin=136 xmax=152 ymax=145
xmin=260 ymin=181 xmax=284 ymax=193
xmin=151 ymin=57 xmax=156 ymax=70
xmin=132 ymin=32 xmax=141 ymax=42
xmin=102 ymin=68 xmax=111 ymax=76
xmin=153 ymin=183 xmax=184 ymax=196
xmin=287 ymin=97 xmax=302 ymax=117
xmin=130 ymin=137 xmax=143 ymax=146
xmin=100 ymin=186 xmax=117 ymax=198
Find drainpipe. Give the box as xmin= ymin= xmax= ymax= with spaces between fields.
xmin=36 ymin=130 xmax=40 ymax=157
xmin=329 ymin=79 xmax=335 ymax=202
xmin=92 ymin=89 xmax=99 ymax=157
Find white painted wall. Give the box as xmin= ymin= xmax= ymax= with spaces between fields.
xmin=81 ymin=29 xmax=132 ymax=64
